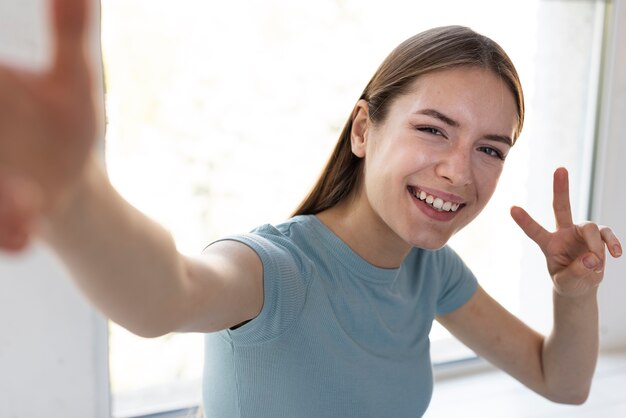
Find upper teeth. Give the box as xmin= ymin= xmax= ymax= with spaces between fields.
xmin=415 ymin=189 xmax=461 ymax=212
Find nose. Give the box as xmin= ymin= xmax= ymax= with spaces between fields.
xmin=434 ymin=144 xmax=473 ymax=186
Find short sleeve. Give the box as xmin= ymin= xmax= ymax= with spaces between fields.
xmin=435 ymin=245 xmax=478 ymax=316
xmin=209 ymin=226 xmax=310 ymax=345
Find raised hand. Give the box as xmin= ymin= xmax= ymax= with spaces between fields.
xmin=510 ymin=167 xmax=622 ymax=297
xmin=0 ymin=0 xmax=97 ymax=251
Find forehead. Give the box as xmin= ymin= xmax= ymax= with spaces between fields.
xmin=392 ymin=67 xmax=518 ymax=137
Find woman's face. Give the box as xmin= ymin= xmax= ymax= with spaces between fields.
xmin=351 ymin=67 xmax=518 ymax=251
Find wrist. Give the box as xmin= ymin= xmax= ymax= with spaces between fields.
xmin=552 ymin=285 xmax=599 ymax=311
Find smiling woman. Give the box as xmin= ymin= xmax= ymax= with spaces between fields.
xmin=320 ymin=67 xmax=519 ymax=255
xmin=98 ymin=0 xmax=610 ymax=417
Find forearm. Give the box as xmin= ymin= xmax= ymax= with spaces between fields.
xmin=541 ymin=288 xmax=599 ymax=403
xmin=41 ymin=155 xmax=191 ymax=337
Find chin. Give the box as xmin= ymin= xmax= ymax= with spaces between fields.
xmin=407 ymin=234 xmax=451 ymax=251
xmin=416 ymin=241 xmax=448 ymax=251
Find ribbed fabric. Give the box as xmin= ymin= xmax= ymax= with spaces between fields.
xmin=203 ymin=215 xmax=478 ymax=418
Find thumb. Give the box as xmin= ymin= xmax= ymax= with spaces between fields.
xmin=553 ymin=252 xmax=604 ymax=296
xmin=579 ymin=252 xmax=604 ymax=274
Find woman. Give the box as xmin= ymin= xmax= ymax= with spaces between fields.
xmin=0 ymin=0 xmax=622 ymax=417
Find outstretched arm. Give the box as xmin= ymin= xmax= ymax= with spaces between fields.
xmin=0 ymin=0 xmax=263 ymax=337
xmin=439 ymin=167 xmax=622 ymax=404
xmin=43 ymin=159 xmax=264 ymax=337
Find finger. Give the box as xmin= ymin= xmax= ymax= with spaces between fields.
xmin=0 ymin=224 xmax=31 ymax=252
xmin=510 ymin=205 xmax=551 ymax=249
xmin=0 ymin=209 xmax=32 ymax=252
xmin=50 ymin=0 xmax=90 ymax=75
xmin=599 ymin=226 xmax=623 ymax=258
xmin=576 ymin=222 xmax=606 ymax=267
xmin=0 ymin=173 xmax=41 ymax=251
xmin=553 ymin=167 xmax=573 ymax=229
xmin=553 ymin=252 xmax=604 ymax=297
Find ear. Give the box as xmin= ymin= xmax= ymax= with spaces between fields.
xmin=350 ymin=99 xmax=370 ymax=158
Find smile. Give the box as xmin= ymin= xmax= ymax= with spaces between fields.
xmin=408 ymin=187 xmax=464 ymax=212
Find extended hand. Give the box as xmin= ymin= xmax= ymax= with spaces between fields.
xmin=511 ymin=167 xmax=622 ymax=297
xmin=0 ymin=0 xmax=96 ymax=251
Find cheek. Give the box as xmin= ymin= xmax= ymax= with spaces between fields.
xmin=475 ymin=167 xmax=502 ymax=203
xmin=362 ymin=158 xmax=405 ymax=216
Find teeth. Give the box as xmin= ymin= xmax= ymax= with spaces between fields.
xmin=411 ymin=188 xmax=461 ymax=212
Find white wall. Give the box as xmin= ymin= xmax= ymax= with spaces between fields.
xmin=0 ymin=1 xmax=110 ymax=417
xmin=595 ymin=0 xmax=626 ymax=351
xmin=0 ymin=248 xmax=110 ymax=418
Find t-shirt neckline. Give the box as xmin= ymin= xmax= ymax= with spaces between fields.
xmin=295 ymin=214 xmax=403 ymax=285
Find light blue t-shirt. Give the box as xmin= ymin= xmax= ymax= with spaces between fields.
xmin=203 ymin=215 xmax=477 ymax=417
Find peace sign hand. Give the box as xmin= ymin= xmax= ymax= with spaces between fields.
xmin=511 ymin=167 xmax=622 ymax=298
xmin=0 ymin=0 xmax=96 ymax=251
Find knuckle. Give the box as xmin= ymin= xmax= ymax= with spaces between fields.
xmin=579 ymin=222 xmax=600 ymax=235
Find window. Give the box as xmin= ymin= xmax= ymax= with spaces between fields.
xmin=101 ymin=1 xmax=604 ymax=415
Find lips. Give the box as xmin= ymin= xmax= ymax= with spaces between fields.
xmin=407 ymin=186 xmax=465 ymax=213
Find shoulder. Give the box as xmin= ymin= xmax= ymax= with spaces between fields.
xmin=209 ymin=216 xmax=318 ymax=280
xmin=208 ymin=217 xmax=318 ymax=342
xmin=405 ymin=245 xmax=478 ymax=315
xmin=249 ymin=215 xmax=316 ymax=260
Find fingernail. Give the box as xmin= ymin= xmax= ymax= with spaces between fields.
xmin=583 ymin=255 xmax=601 ymax=271
xmin=613 ymin=244 xmax=622 ymax=257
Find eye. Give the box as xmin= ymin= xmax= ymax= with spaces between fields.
xmin=417 ymin=126 xmax=444 ymax=136
xmin=477 ymin=146 xmax=505 ymax=160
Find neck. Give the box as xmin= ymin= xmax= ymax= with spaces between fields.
xmin=316 ymin=198 xmax=411 ymax=269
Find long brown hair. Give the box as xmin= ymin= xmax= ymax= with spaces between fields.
xmin=292 ymin=25 xmax=524 ymax=216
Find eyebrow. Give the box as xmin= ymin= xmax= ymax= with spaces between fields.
xmin=415 ymin=108 xmax=513 ymax=147
xmin=484 ymin=134 xmax=513 ymax=147
xmin=416 ymin=109 xmax=459 ymax=128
